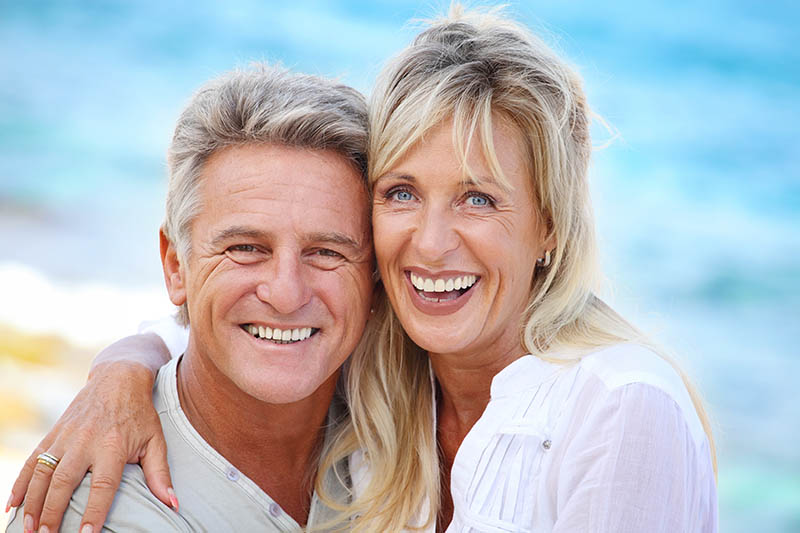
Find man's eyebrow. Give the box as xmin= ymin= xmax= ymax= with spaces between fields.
xmin=211 ymin=226 xmax=271 ymax=248
xmin=307 ymin=231 xmax=365 ymax=250
xmin=212 ymin=227 xmax=365 ymax=250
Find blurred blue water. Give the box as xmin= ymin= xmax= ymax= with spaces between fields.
xmin=1 ymin=1 xmax=798 ymax=530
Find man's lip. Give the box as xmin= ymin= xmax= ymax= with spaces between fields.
xmin=240 ymin=322 xmax=316 ymax=330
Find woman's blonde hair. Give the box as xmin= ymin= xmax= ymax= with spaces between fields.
xmin=317 ymin=4 xmax=715 ymax=531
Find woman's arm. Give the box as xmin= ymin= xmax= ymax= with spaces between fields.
xmin=551 ymin=382 xmax=717 ymax=533
xmin=7 ymin=332 xmax=176 ymax=533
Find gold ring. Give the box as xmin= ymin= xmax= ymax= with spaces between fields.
xmin=36 ymin=452 xmax=60 ymax=470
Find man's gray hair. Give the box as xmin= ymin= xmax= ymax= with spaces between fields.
xmin=163 ymin=63 xmax=368 ymax=324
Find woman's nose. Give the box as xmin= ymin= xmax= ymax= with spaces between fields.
xmin=411 ymin=205 xmax=460 ymax=261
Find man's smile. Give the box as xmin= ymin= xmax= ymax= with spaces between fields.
xmin=240 ymin=324 xmax=320 ymax=344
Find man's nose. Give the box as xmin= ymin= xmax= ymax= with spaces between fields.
xmin=255 ymin=250 xmax=311 ymax=314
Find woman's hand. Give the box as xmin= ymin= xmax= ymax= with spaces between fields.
xmin=7 ymin=333 xmax=175 ymax=533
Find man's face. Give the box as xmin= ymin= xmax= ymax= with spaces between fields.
xmin=165 ymin=143 xmax=373 ymax=404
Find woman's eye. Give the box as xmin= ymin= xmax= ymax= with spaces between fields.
xmin=466 ymin=193 xmax=493 ymax=207
xmin=387 ymin=187 xmax=415 ymax=202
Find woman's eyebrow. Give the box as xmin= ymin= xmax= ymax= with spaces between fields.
xmin=374 ymin=173 xmax=415 ymax=184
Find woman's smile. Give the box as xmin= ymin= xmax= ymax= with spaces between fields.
xmin=404 ymin=268 xmax=480 ymax=315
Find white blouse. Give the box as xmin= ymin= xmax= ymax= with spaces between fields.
xmin=146 ymin=320 xmax=717 ymax=532
xmin=420 ymin=344 xmax=718 ymax=533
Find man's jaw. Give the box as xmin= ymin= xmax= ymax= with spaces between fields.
xmin=240 ymin=324 xmax=320 ymax=345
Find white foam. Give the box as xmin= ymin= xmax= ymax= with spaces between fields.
xmin=0 ymin=262 xmax=175 ymax=349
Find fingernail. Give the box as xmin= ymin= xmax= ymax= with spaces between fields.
xmin=81 ymin=524 xmax=93 ymax=533
xmin=167 ymin=487 xmax=179 ymax=512
xmin=39 ymin=525 xmax=50 ymax=533
xmin=23 ymin=513 xmax=33 ymax=533
xmin=4 ymin=493 xmax=11 ymax=513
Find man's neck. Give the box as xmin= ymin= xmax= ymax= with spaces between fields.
xmin=176 ymin=345 xmax=338 ymax=526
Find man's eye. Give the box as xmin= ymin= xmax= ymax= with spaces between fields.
xmin=315 ymin=249 xmax=343 ymax=258
xmin=224 ymin=244 xmax=264 ymax=264
xmin=228 ymin=244 xmax=257 ymax=252
xmin=307 ymin=248 xmax=347 ymax=270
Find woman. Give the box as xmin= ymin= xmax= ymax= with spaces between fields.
xmin=9 ymin=5 xmax=717 ymax=532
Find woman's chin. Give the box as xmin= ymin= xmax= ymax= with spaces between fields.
xmin=404 ymin=324 xmax=476 ymax=357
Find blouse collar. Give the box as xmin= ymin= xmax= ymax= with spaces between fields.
xmin=489 ymin=354 xmax=561 ymax=399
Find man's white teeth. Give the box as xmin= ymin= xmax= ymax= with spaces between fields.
xmin=410 ymin=272 xmax=477 ymax=293
xmin=246 ymin=325 xmax=313 ymax=343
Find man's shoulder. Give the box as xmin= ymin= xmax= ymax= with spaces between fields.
xmin=6 ymin=465 xmax=189 ymax=533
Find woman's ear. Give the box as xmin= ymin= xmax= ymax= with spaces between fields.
xmin=542 ymin=233 xmax=557 ymax=257
xmin=160 ymin=228 xmax=187 ymax=307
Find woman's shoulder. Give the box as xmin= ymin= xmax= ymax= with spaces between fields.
xmin=575 ymin=343 xmax=707 ymax=446
xmin=578 ymin=343 xmax=687 ymax=395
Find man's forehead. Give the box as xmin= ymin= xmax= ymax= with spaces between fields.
xmin=194 ymin=144 xmax=370 ymax=248
xmin=203 ymin=144 xmax=366 ymax=200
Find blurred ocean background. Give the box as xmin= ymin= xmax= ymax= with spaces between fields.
xmin=1 ymin=0 xmax=797 ymax=530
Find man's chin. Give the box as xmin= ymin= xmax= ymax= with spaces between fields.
xmin=236 ymin=371 xmax=336 ymax=406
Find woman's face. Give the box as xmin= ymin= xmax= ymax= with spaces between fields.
xmin=372 ymin=117 xmax=551 ymax=361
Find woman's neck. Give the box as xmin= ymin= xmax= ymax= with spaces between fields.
xmin=431 ymin=340 xmax=526 ymax=532
xmin=430 ymin=338 xmax=526 ymax=437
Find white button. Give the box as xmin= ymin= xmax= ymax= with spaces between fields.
xmin=542 ymin=439 xmax=552 ymax=450
xmin=269 ymin=502 xmax=281 ymax=517
xmin=226 ymin=467 xmax=239 ymax=481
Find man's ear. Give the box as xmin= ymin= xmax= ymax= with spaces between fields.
xmin=160 ymin=228 xmax=187 ymax=307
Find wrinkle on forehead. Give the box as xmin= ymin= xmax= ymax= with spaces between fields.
xmin=195 ymin=143 xmax=371 ymax=249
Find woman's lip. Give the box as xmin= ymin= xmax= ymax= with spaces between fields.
xmin=403 ymin=271 xmax=477 ymax=316
xmin=405 ymin=267 xmax=480 ymax=278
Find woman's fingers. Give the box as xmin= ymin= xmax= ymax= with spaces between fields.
xmin=37 ymin=444 xmax=96 ymax=533
xmin=7 ymin=357 xmax=169 ymax=530
xmin=17 ymin=444 xmax=66 ymax=533
xmin=140 ymin=429 xmax=177 ymax=510
xmin=78 ymin=446 xmax=128 ymax=533
xmin=8 ymin=438 xmax=54 ymax=511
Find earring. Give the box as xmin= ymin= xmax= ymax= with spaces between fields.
xmin=536 ymin=250 xmax=551 ymax=268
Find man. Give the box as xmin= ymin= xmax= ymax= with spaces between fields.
xmin=7 ymin=64 xmax=373 ymax=532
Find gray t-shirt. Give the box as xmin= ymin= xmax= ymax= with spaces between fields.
xmin=7 ymin=356 xmax=351 ymax=532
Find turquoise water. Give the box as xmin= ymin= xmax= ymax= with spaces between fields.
xmin=2 ymin=1 xmax=798 ymax=530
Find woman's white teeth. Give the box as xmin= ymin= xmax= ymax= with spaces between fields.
xmin=410 ymin=272 xmax=477 ymax=293
xmin=246 ymin=325 xmax=313 ymax=343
